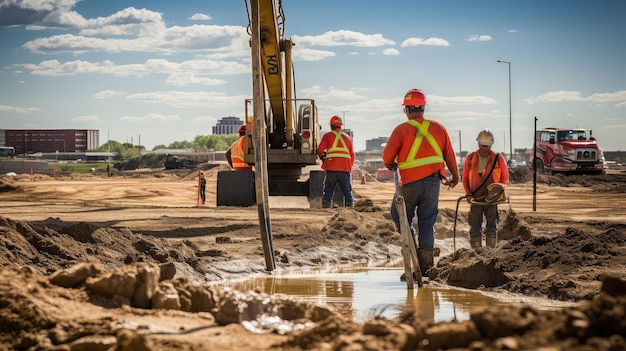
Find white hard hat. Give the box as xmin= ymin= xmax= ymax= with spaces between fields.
xmin=476 ymin=129 xmax=495 ymax=146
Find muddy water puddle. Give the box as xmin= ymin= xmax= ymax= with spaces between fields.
xmin=216 ymin=264 xmax=573 ymax=322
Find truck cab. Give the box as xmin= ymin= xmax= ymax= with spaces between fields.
xmin=532 ymin=128 xmax=605 ymax=175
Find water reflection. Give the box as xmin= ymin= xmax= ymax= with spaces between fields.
xmin=216 ymin=266 xmax=571 ymax=323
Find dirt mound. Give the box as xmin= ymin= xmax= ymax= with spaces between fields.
xmin=433 ymin=223 xmax=626 ymax=301
xmin=1 ymin=261 xmax=625 ymax=350
xmin=507 ymin=166 xmax=533 ymax=183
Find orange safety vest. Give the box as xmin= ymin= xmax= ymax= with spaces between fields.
xmin=464 ymin=152 xmax=503 ymax=197
xmin=397 ymin=120 xmax=444 ymax=170
xmin=231 ymin=137 xmax=252 ymax=171
xmin=325 ymin=130 xmax=351 ymax=159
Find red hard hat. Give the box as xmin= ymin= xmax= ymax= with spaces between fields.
xmin=238 ymin=125 xmax=246 ymax=133
xmin=402 ymin=89 xmax=427 ymax=106
xmin=329 ymin=115 xmax=343 ymax=126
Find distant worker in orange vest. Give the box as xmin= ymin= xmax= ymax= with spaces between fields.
xmin=383 ymin=88 xmax=459 ymax=278
xmin=226 ymin=125 xmax=253 ymax=171
xmin=317 ymin=115 xmax=355 ymax=208
xmin=462 ymin=129 xmax=509 ymax=249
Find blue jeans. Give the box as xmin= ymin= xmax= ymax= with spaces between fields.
xmin=322 ymin=171 xmax=354 ymax=204
xmin=391 ymin=174 xmax=440 ymax=248
xmin=468 ymin=204 xmax=499 ymax=239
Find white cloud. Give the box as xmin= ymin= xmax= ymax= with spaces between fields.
xmin=93 ymin=90 xmax=127 ymax=99
xmin=293 ymin=30 xmax=395 ymax=47
xmin=70 ymin=115 xmax=99 ymax=122
xmin=80 ymin=8 xmax=165 ymax=36
xmin=166 ymin=72 xmax=227 ymax=86
xmin=382 ymin=48 xmax=400 ymax=56
xmin=300 ymin=85 xmax=367 ymax=101
xmin=190 ymin=116 xmax=218 ymax=124
xmin=508 ymin=29 xmax=519 ymax=33
xmin=0 ymin=0 xmax=85 ymax=28
xmin=525 ymin=90 xmax=626 ymax=105
xmin=126 ymin=91 xmax=248 ymax=109
xmin=465 ymin=35 xmax=492 ymax=42
xmin=21 ymin=58 xmax=249 ymax=80
xmin=119 ymin=113 xmax=181 ymax=122
xmin=401 ymin=37 xmax=450 ymax=47
xmin=0 ymin=104 xmax=40 ymax=113
xmin=22 ymin=23 xmax=249 ymax=55
xmin=428 ymin=95 xmax=497 ymax=106
xmin=292 ymin=47 xmax=336 ymax=61
xmin=189 ymin=13 xmax=212 ymax=21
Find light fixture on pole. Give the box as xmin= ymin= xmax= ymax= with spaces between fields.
xmin=340 ymin=110 xmax=349 ymax=129
xmin=497 ymin=60 xmax=512 ymax=161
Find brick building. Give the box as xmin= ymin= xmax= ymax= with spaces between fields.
xmin=1 ymin=129 xmax=99 ymax=154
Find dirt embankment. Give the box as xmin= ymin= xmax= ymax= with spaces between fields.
xmin=1 ymin=167 xmax=626 ymax=350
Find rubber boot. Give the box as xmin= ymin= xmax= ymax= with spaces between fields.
xmin=322 ymin=201 xmax=332 ymax=208
xmin=417 ymin=248 xmax=434 ymax=276
xmin=470 ymin=237 xmax=482 ymax=249
xmin=486 ymin=236 xmax=497 ymax=248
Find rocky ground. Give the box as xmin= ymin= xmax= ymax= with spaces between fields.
xmin=1 ymin=164 xmax=625 ymax=350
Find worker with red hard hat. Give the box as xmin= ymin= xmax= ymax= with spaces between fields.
xmin=226 ymin=124 xmax=253 ymax=171
xmin=317 ymin=115 xmax=355 ymax=208
xmin=383 ymin=88 xmax=459 ymax=279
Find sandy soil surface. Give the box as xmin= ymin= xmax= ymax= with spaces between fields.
xmin=1 ymin=164 xmax=625 ymax=350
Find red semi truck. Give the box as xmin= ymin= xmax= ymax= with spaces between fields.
xmin=533 ymin=128 xmax=606 ymax=175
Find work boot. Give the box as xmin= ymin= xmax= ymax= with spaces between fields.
xmin=417 ymin=248 xmax=434 ymax=276
xmin=470 ymin=237 xmax=482 ymax=249
xmin=486 ymin=236 xmax=497 ymax=248
xmin=322 ymin=201 xmax=332 ymax=208
xmin=345 ymin=202 xmax=354 ymax=207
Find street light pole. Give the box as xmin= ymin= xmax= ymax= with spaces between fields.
xmin=497 ymin=60 xmax=512 ymax=161
xmin=340 ymin=110 xmax=349 ymax=129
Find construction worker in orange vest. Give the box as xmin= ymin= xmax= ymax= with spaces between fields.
xmin=317 ymin=115 xmax=356 ymax=208
xmin=383 ymin=88 xmax=459 ymax=278
xmin=226 ymin=125 xmax=253 ymax=171
xmin=462 ymin=129 xmax=509 ymax=248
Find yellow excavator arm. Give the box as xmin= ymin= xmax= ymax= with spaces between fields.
xmin=252 ymin=0 xmax=295 ymax=148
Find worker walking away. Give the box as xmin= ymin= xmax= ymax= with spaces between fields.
xmin=317 ymin=115 xmax=356 ymax=208
xmin=226 ymin=125 xmax=253 ymax=171
xmin=383 ymin=88 xmax=459 ymax=278
xmin=199 ymin=171 xmax=206 ymax=204
xmin=462 ymin=130 xmax=509 ymax=248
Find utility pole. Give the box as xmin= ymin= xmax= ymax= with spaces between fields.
xmin=138 ymin=134 xmax=141 ymax=170
xmin=497 ymin=60 xmax=512 ymax=161
xmin=340 ymin=110 xmax=349 ymax=129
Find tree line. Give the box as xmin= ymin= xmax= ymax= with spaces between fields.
xmin=94 ymin=134 xmax=239 ymax=159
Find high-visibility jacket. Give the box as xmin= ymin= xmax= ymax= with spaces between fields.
xmin=317 ymin=129 xmax=355 ymax=172
xmin=462 ymin=150 xmax=509 ymax=198
xmin=382 ymin=117 xmax=457 ymax=185
xmin=229 ymin=136 xmax=253 ymax=171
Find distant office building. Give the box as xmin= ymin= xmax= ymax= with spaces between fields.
xmin=366 ymin=137 xmax=388 ymax=152
xmin=1 ymin=129 xmax=99 ymax=154
xmin=212 ymin=116 xmax=244 ymax=135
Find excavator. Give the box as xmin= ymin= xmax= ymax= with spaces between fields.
xmin=216 ymin=0 xmax=324 ymax=270
xmin=217 ymin=0 xmax=323 ymax=208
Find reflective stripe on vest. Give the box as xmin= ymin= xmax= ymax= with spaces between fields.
xmin=325 ymin=130 xmax=351 ymax=159
xmin=397 ymin=119 xmax=444 ymax=170
xmin=231 ymin=138 xmax=248 ymax=168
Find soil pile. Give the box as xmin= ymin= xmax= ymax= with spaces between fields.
xmin=1 ymin=169 xmax=626 ymax=349
xmin=1 ymin=261 xmax=625 ymax=350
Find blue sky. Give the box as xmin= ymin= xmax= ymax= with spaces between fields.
xmin=1 ymin=0 xmax=625 ymax=153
